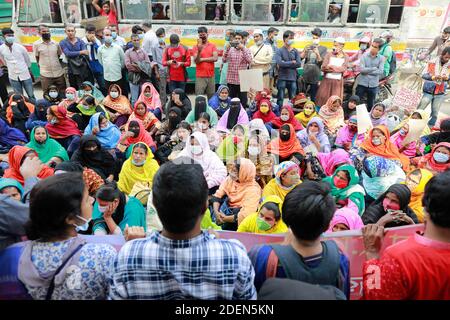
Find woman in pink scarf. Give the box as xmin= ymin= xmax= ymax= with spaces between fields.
xmin=318 ymin=96 xmax=345 ymax=147
xmin=390 ymin=122 xmax=419 ymax=158
xmin=317 ymin=149 xmax=351 ymax=176
xmin=326 ymin=204 xmax=364 ymax=232
xmin=136 ymin=82 xmax=162 ymax=120
xmin=335 ymin=115 xmax=364 ymax=151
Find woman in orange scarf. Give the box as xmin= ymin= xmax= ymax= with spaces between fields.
xmin=102 ymin=84 xmax=132 ymax=127
xmin=3 ymin=146 xmax=54 ymax=186
xmin=267 ymin=123 xmax=304 ymax=163
xmin=126 ymin=101 xmax=160 ymax=135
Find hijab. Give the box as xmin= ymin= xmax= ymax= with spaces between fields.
xmin=3 ymin=146 xmax=54 ymax=186
xmin=327 ymin=206 xmax=364 ymax=232
xmin=416 ymin=142 xmax=450 ymax=173
xmin=370 ymin=102 xmax=387 ymax=127
xmin=43 ymin=85 xmax=61 ymax=104
xmin=343 ymin=95 xmax=360 ymax=120
xmin=128 ymin=101 xmax=160 ymax=131
xmin=227 ymin=98 xmax=243 ymax=129
xmin=77 ymin=81 xmax=105 ymax=103
xmin=84 ymin=113 xmax=121 ymax=149
xmin=271 ymin=105 xmax=303 ymax=131
xmin=45 ymin=105 xmax=82 ymax=138
xmin=297 ymin=117 xmax=330 ymax=152
xmin=318 ymin=95 xmax=345 ymax=132
xmin=216 ymin=124 xmax=249 ymax=163
xmin=408 ymin=169 xmax=433 ymax=223
xmin=248 ymin=118 xmax=270 ymax=141
xmin=6 ymin=94 xmax=35 ymax=125
xmin=121 ymin=119 xmax=156 ymax=149
xmin=295 ymin=100 xmax=318 ymax=128
xmin=266 ymin=123 xmax=304 ymax=158
xmin=0 ymin=118 xmax=28 ymax=148
xmin=274 ymin=161 xmax=300 ymax=191
xmin=208 ymin=85 xmax=231 ymax=116
xmin=59 ymin=87 xmax=78 ymax=109
xmin=26 ymin=126 xmax=69 ymax=163
xmin=194 ymin=95 xmax=208 ymax=121
xmin=167 ymin=107 xmax=183 ymax=132
xmin=168 ymin=88 xmax=191 ymax=118
xmin=317 ymin=149 xmax=351 ymax=176
xmin=33 ymin=99 xmax=51 ymax=122
xmin=252 ymin=98 xmax=277 ymax=123
xmin=136 ymin=82 xmax=162 ymax=111
xmin=0 ymin=178 xmax=24 ymax=199
xmin=76 ymin=94 xmax=108 ymax=116
xmin=102 ymin=84 xmax=132 ymax=115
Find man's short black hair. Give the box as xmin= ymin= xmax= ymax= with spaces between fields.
xmin=198 ymin=26 xmax=208 ymax=34
xmin=444 ymin=26 xmax=450 ymax=34
xmin=442 ymin=46 xmax=450 ymax=56
xmin=169 ymin=34 xmax=180 ymax=44
xmin=1 ymin=28 xmax=13 ymax=36
xmin=422 ymin=171 xmax=450 ymax=228
xmin=282 ymin=181 xmax=336 ymax=240
xmin=156 ymin=28 xmax=165 ymax=37
xmin=85 ymin=24 xmax=96 ymax=33
xmin=234 ymin=32 xmax=244 ymax=39
xmin=267 ymin=27 xmax=279 ymax=35
xmin=241 ymin=31 xmax=249 ymax=38
xmin=132 ymin=25 xmax=144 ymax=34
xmin=283 ymin=30 xmax=294 ymax=40
xmin=311 ymin=28 xmax=322 ymax=37
xmin=152 ymin=160 xmax=208 ymax=234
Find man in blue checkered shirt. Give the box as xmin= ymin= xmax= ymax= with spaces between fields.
xmin=109 ymin=159 xmax=256 ymax=300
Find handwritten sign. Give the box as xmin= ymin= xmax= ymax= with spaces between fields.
xmin=239 ymin=69 xmax=264 ymax=92
xmin=392 ymin=87 xmax=423 ymax=113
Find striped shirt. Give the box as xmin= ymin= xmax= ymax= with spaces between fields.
xmin=109 ymin=230 xmax=257 ymax=300
xmin=223 ymin=46 xmax=253 ymax=85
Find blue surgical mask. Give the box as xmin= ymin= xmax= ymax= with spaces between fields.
xmin=104 ymin=36 xmax=113 ymax=44
xmin=138 ymin=34 xmax=144 ymax=40
xmin=49 ymin=91 xmax=58 ymax=99
xmin=73 ymin=215 xmax=91 ymax=232
xmin=287 ymin=39 xmax=294 ymax=46
xmin=433 ymin=152 xmax=449 ymax=163
xmin=111 ymin=32 xmax=117 ymax=39
xmin=5 ymin=36 xmax=15 ymax=44
xmin=132 ymin=159 xmax=146 ymax=166
xmin=66 ymin=93 xmax=75 ymax=100
xmin=399 ymin=129 xmax=406 ymax=136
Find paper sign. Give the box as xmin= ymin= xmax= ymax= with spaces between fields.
xmin=356 ymin=104 xmax=373 ymax=134
xmin=403 ymin=119 xmax=428 ymax=144
xmin=391 ymin=87 xmax=423 ymax=113
xmin=239 ymin=69 xmax=263 ymax=92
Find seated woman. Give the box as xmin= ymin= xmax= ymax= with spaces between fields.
xmin=102 ymin=84 xmax=132 ymax=127
xmin=45 ymin=105 xmax=81 ymax=157
xmin=297 ymin=117 xmax=331 ymax=153
xmin=270 ymin=104 xmax=303 ymax=131
xmin=92 ymin=182 xmax=146 ymax=235
xmin=71 ymin=135 xmax=116 ymax=182
xmin=247 ymin=89 xmax=280 ymax=120
xmin=362 ymin=184 xmax=418 ymax=228
xmin=155 ymin=107 xmax=182 ymax=147
xmin=193 ymin=112 xmax=221 ymax=151
xmin=0 ymin=118 xmax=28 ymax=153
xmin=117 ymin=142 xmax=159 ymax=195
xmin=318 ymin=95 xmax=345 ymax=145
xmin=54 ymin=161 xmax=104 ymax=196
xmin=127 ymin=101 xmax=160 ymax=135
xmin=3 ymin=146 xmax=54 ymax=186
xmin=208 ymin=85 xmax=231 ymax=117
xmin=136 ymin=82 xmax=163 ymax=120
xmin=326 ymin=205 xmax=364 ymax=233
xmin=43 ymin=85 xmax=61 ymax=105
xmin=237 ymin=195 xmax=288 ymax=234
xmin=304 ymin=149 xmax=351 ymax=181
xmin=419 ymin=118 xmax=449 ymax=151
xmin=84 ymin=112 xmax=121 ymax=151
xmin=343 ymin=95 xmax=360 ymax=120
xmin=177 ymin=132 xmax=227 ymax=192
xmin=0 ymin=178 xmax=24 ymax=202
xmin=58 ymin=87 xmax=78 ymax=110
xmin=350 ymin=125 xmax=410 ymax=173
xmin=154 ymin=121 xmax=192 ymax=164
xmin=119 ymin=120 xmax=156 ymax=153
xmin=77 ymin=81 xmax=105 ymax=103
xmin=267 ymin=123 xmax=305 ymax=164
xmin=248 ymin=118 xmax=270 ymax=142
xmin=211 ymin=158 xmax=261 ymax=230
xmin=185 ymin=95 xmax=218 ymax=127
xmin=165 ymin=88 xmax=191 ymax=119
xmin=405 ymin=168 xmax=433 ymax=223
xmin=411 ymin=142 xmax=450 ymax=175
xmin=246 ymin=133 xmax=274 ymax=188
xmin=390 ymin=122 xmax=420 ymax=158
xmin=262 ymin=161 xmax=302 ymax=203
xmin=26 ymin=126 xmax=68 ymax=167
xmin=323 ymin=164 xmax=366 ymax=216
xmin=216 ymin=124 xmax=248 ymax=165
xmin=25 ymin=99 xmax=50 ymax=131
xmin=335 ymin=115 xmax=364 ymax=151
xmin=5 ymin=94 xmax=35 ymax=136
xmin=369 ymin=102 xmax=387 ymax=127
xmin=294 ymin=100 xmax=317 ymax=128
xmin=393 ymin=109 xmax=431 ymax=137
xmin=67 ymin=95 xmax=109 ymax=131
xmin=290 ymin=92 xmax=308 ymax=114
xmin=216 ymin=98 xmax=249 ymax=135
xmin=12 ymin=173 xmax=116 ymax=299
xmin=252 ymin=97 xmax=277 ymax=124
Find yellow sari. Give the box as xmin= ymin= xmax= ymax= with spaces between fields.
xmin=408 ymin=169 xmax=434 ymax=223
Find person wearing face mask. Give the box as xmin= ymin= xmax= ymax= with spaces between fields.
xmin=102 ymin=84 xmax=132 ymax=127
xmin=216 ymin=97 xmax=249 ymax=135
xmin=271 ymin=105 xmax=303 ymax=132
xmin=348 ymin=36 xmax=371 ymax=67
xmin=43 ymin=85 xmax=62 ymax=105
xmin=3 ymin=173 xmax=117 ymax=300
xmin=92 ymin=182 xmax=146 ymax=236
xmin=162 ymin=34 xmax=191 ymax=92
xmin=150 ymin=28 xmax=168 ymax=106
xmin=294 ymin=100 xmax=318 ymax=128
xmin=208 ymin=85 xmax=232 ymax=117
xmin=262 ymin=161 xmax=301 ymax=203
xmin=252 ymin=97 xmax=277 ymax=124
xmin=249 ymin=29 xmax=273 ymax=90
xmin=246 ymin=134 xmax=274 ymax=189
xmin=118 ymin=143 xmax=159 ymax=195
xmin=412 ymin=142 xmax=450 ymax=175
xmin=323 ymin=164 xmax=366 ymax=216
xmin=68 ymin=95 xmax=109 ymax=131
xmin=26 ymin=126 xmax=68 ymax=166
xmin=335 ymin=115 xmax=364 ymax=151
xmin=238 ymin=195 xmax=287 ymax=234
xmin=84 ymin=113 xmax=121 ymax=151
xmin=390 ymin=122 xmax=419 ymax=158
xmin=363 ymin=184 xmax=417 ymax=228
xmin=315 ymin=37 xmax=349 ymax=107
xmin=119 ymin=120 xmax=156 ymax=152
xmin=58 ymin=87 xmax=78 ymax=112
xmin=109 ymin=24 xmax=126 ymax=49
xmin=297 ymin=117 xmax=331 ymax=153
xmin=81 ymin=24 xmax=106 ymax=95
xmin=185 ymin=96 xmax=218 ymax=127
xmin=219 ymin=30 xmax=235 ymax=86
xmin=405 ymin=169 xmax=434 ymax=223
xmin=33 ymin=24 xmax=66 ymax=97
xmin=127 ymin=101 xmax=160 ymax=136
xmin=135 ymin=82 xmax=163 ymax=120
xmin=216 ymin=124 xmax=249 ymax=164
xmin=76 ymin=81 xmax=105 ymax=103
xmin=193 ymin=112 xmax=221 ymax=151
xmin=25 ymin=99 xmax=51 ymax=131
xmin=267 ymin=123 xmax=305 ymax=163
xmin=165 ymin=88 xmax=191 ymax=119
xmin=153 ymin=121 xmax=192 ymax=164
xmin=424 ymin=26 xmax=450 ymax=58
xmin=155 ymin=108 xmax=183 ymax=147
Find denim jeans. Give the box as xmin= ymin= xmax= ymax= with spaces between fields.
xmin=168 ymin=81 xmax=186 ymax=92
xmin=277 ymin=80 xmax=297 ymax=107
xmin=356 ymin=85 xmax=378 ymax=111
xmin=129 ymin=82 xmax=141 ymax=106
xmin=418 ymin=92 xmax=446 ymax=126
xmin=9 ymin=78 xmax=36 ymax=102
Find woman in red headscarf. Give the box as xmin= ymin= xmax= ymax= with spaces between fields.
xmin=411 ymin=142 xmax=450 ymax=175
xmin=3 ymin=146 xmax=54 ymax=186
xmin=270 ymin=104 xmax=303 ymax=131
xmin=126 ymin=101 xmax=161 ymax=135
xmin=118 ymin=119 xmax=156 ymax=152
xmin=252 ymin=97 xmax=277 ymax=123
xmin=267 ymin=123 xmax=305 ymax=163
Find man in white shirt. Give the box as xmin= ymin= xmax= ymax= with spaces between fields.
xmin=0 ymin=28 xmax=35 ymax=102
xmin=109 ymin=24 xmax=126 ymax=50
xmin=141 ymin=21 xmax=159 ymax=61
xmin=249 ymin=29 xmax=273 ymax=90
xmin=98 ymin=27 xmax=125 ymax=94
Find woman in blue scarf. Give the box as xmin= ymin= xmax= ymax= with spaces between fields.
xmin=208 ymin=85 xmax=231 ymax=117
xmin=84 ymin=112 xmax=121 ymax=150
xmin=0 ymin=118 xmax=27 ymax=153
xmin=25 ymin=99 xmax=51 ymax=131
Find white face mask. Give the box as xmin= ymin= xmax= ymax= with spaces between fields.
xmin=313 ymin=39 xmax=320 ymax=45
xmin=98 ymin=205 xmax=108 ymax=213
xmin=73 ymin=215 xmax=91 ymax=232
xmin=191 ymin=145 xmax=202 ymax=155
xmin=110 ymin=91 xmax=119 ymax=99
xmin=49 ymin=91 xmax=58 ymax=99
xmin=280 ymin=115 xmax=289 ymax=122
xmin=66 ymin=93 xmax=74 ymax=100
xmin=198 ymin=123 xmax=209 ymax=130
xmin=248 ymin=146 xmax=260 ymax=156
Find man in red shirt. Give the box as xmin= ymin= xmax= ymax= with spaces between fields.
xmin=192 ymin=27 xmax=218 ymax=99
xmin=92 ymin=0 xmax=118 ymax=26
xmin=162 ymin=34 xmax=191 ymax=93
xmin=362 ymin=170 xmax=450 ymax=300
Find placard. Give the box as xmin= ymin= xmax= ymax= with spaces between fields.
xmin=239 ymin=68 xmax=263 ymax=92
xmin=403 ymin=119 xmax=428 ymax=144
xmin=356 ymin=104 xmax=373 ymax=134
xmin=391 ymin=86 xmax=423 ymax=114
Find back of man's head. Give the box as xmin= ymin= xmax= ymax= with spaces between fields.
xmin=152 ymin=159 xmax=208 ymax=234
xmin=422 ymin=171 xmax=450 ymax=228
xmin=282 ymin=181 xmax=336 ymax=241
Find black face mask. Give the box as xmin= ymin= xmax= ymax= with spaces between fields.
xmin=280 ymin=132 xmax=290 ymax=141
xmin=129 ymin=128 xmax=140 ymax=137
xmin=169 ymin=115 xmax=181 ymax=127
xmin=42 ymin=33 xmax=51 ymax=41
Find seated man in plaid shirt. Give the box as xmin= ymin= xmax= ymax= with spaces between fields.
xmin=109 ymin=158 xmax=256 ymax=300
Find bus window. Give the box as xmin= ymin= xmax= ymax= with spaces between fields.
xmin=121 ymin=0 xmax=151 ymax=20
xmin=152 ymin=2 xmax=170 ymax=20
xmin=347 ymin=0 xmax=403 ymax=25
xmin=205 ymin=1 xmax=227 ymax=21
xmin=387 ymin=0 xmax=404 ymax=24
xmin=233 ymin=0 xmax=284 ymax=23
xmin=64 ymin=0 xmax=83 ymax=24
xmin=18 ymin=0 xmax=63 ymax=24
xmin=289 ymin=0 xmax=343 ymax=23
xmin=174 ymin=0 xmax=205 ymax=21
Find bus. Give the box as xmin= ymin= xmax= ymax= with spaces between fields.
xmin=9 ymin=0 xmax=450 ymax=82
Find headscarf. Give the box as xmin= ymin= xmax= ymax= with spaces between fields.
xmin=323 ymin=164 xmax=366 ymax=216
xmin=136 ymin=82 xmax=162 ymax=111
xmin=77 ymin=81 xmax=105 ymax=103
xmin=6 ymin=94 xmax=35 ymax=125
xmin=45 ymin=105 xmax=82 ymax=138
xmin=185 ymin=96 xmax=218 ymax=126
xmin=216 ymin=100 xmax=249 ymax=133
xmin=318 ymin=95 xmax=345 ymax=132
xmin=117 ymin=143 xmax=160 ymax=195
xmin=327 ymin=206 xmax=364 ymax=232
xmin=58 ymin=87 xmax=78 ymax=109
xmin=317 ymin=149 xmax=351 ymax=176
xmin=295 ymin=100 xmax=318 ymax=128
xmin=252 ymin=98 xmax=277 ymax=123
xmin=26 ymin=126 xmax=69 ymax=163
xmin=248 ymin=118 xmax=270 ymax=141
xmin=335 ymin=115 xmax=364 ymax=148
xmin=3 ymin=146 xmax=54 ymax=185
xmin=71 ymin=135 xmax=116 ymax=180
xmin=43 ymin=85 xmax=61 ymax=104
xmin=0 ymin=178 xmax=24 ymax=198
xmin=54 ymin=161 xmax=104 ymax=196
xmin=128 ymin=101 xmax=160 ymax=131
xmin=390 ymin=128 xmax=417 ymax=158
xmin=296 ymin=117 xmax=330 ymax=152
xmin=0 ymin=118 xmax=27 ymax=148
xmin=121 ymin=119 xmax=156 ymax=149
xmin=274 ymin=161 xmax=301 ymax=191
xmin=360 ymin=125 xmax=410 ymax=171
xmin=266 ymin=123 xmax=304 ymax=158
xmin=408 ymin=169 xmax=434 ymax=223
xmin=343 ymin=95 xmax=360 ymax=120
xmin=370 ymin=102 xmax=387 ymax=127
xmin=208 ymin=85 xmax=231 ymax=116
xmin=416 ymin=142 xmax=450 ymax=173
xmin=84 ymin=113 xmax=121 ymax=149
xmin=216 ymin=124 xmax=249 ymax=163
xmin=167 ymin=88 xmax=191 ymax=118
xmin=76 ymin=94 xmax=108 ymax=116
xmin=271 ymin=105 xmax=303 ymax=131
xmin=33 ymin=99 xmax=51 ymax=122
xmin=102 ymin=84 xmax=132 ymax=115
